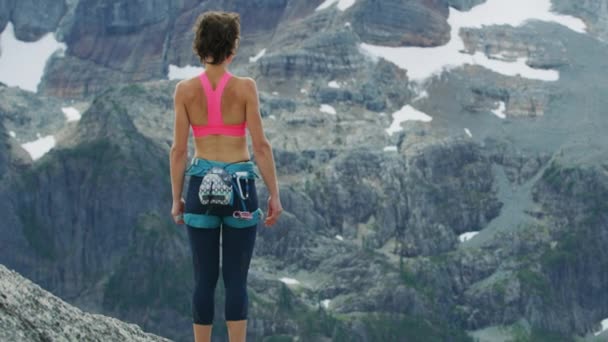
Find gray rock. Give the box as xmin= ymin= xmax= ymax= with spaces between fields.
xmin=311 ymin=58 xmax=411 ymax=112
xmin=0 ymin=263 xmax=172 ymax=342
xmin=552 ymin=0 xmax=608 ymax=42
xmin=1 ymin=0 xmax=66 ymax=41
xmin=460 ymin=24 xmax=570 ymax=72
xmin=0 ymin=85 xmax=67 ymax=144
xmin=0 ymin=117 xmax=8 ymax=177
xmin=352 ymin=0 xmax=451 ymax=47
xmin=0 ymin=0 xmax=14 ymax=33
xmin=403 ymin=138 xmax=502 ymax=255
xmin=447 ymin=0 xmax=486 ymax=11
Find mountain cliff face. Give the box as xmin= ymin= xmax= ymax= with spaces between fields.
xmin=1 ymin=0 xmax=499 ymax=98
xmin=553 ymin=0 xmax=608 ymax=42
xmin=0 ymin=263 xmax=171 ymax=342
xmin=1 ymin=0 xmax=608 ymax=341
xmin=0 ymin=0 xmax=67 ymax=41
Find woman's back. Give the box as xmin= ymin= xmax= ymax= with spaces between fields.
xmin=180 ymin=70 xmax=251 ymax=163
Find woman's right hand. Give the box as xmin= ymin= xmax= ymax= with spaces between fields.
xmin=264 ymin=195 xmax=283 ymax=227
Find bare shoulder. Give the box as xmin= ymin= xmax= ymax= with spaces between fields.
xmin=174 ymin=77 xmax=199 ymax=99
xmin=231 ymin=75 xmax=257 ymax=94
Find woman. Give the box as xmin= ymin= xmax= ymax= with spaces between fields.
xmin=169 ymin=10 xmax=283 ymax=342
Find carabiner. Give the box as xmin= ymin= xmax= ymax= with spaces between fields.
xmin=234 ymin=171 xmax=250 ymax=200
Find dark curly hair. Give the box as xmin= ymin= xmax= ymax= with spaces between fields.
xmin=192 ymin=11 xmax=241 ymax=65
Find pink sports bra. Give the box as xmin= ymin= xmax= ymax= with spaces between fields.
xmin=191 ymin=70 xmax=247 ymax=137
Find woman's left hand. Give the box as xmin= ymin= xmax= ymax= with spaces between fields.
xmin=172 ymin=198 xmax=185 ymax=224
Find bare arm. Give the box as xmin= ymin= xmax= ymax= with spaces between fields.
xmin=244 ymin=77 xmax=282 ymax=226
xmin=245 ymin=78 xmax=279 ymax=197
xmin=170 ymin=81 xmax=190 ymax=223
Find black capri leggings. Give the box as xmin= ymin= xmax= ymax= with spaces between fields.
xmin=186 ymin=223 xmax=257 ymax=325
xmin=184 ymin=165 xmax=259 ymax=325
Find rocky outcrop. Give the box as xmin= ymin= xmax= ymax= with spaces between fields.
xmin=31 ymin=0 xmax=466 ymax=98
xmin=0 ymin=117 xmax=8 ymax=177
xmin=0 ymin=0 xmax=12 ymax=33
xmin=448 ymin=0 xmax=486 ymax=11
xmin=39 ymin=0 xmax=187 ymax=97
xmin=415 ymin=61 xmax=559 ymax=122
xmin=41 ymin=53 xmax=135 ymax=98
xmin=312 ymin=58 xmax=411 ymax=112
xmin=403 ymin=139 xmax=502 ymax=255
xmin=454 ymin=156 xmax=608 ymax=337
xmin=45 ymin=0 xmax=184 ymax=93
xmin=0 ymin=0 xmax=67 ymax=41
xmin=484 ymin=137 xmax=551 ymax=185
xmin=0 ymin=85 xmax=67 ymax=143
xmin=39 ymin=0 xmax=323 ymax=98
xmin=553 ymin=0 xmax=608 ymax=42
xmin=351 ymin=0 xmax=451 ymax=47
xmin=460 ymin=23 xmax=570 ymax=71
xmin=0 ymin=85 xmax=192 ymax=340
xmin=528 ymin=158 xmax=608 ymax=335
xmin=0 ymin=264 xmax=171 ymax=342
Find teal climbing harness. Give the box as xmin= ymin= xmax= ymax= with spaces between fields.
xmin=185 ymin=157 xmax=261 ymax=218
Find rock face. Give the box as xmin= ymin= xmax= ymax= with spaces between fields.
xmin=553 ymin=0 xmax=608 ymax=42
xmin=2 ymin=0 xmax=608 ymax=341
xmin=450 ymin=156 xmax=608 ymax=337
xmin=352 ymin=0 xmax=451 ymax=47
xmin=38 ymin=0 xmax=318 ymax=98
xmin=40 ymin=0 xmax=189 ymax=97
xmin=460 ymin=24 xmax=570 ymax=71
xmin=447 ymin=0 xmax=486 ymax=11
xmin=0 ymin=0 xmax=67 ymax=41
xmin=529 ymin=158 xmax=608 ymax=335
xmin=19 ymin=0 xmax=469 ymax=97
xmin=0 ymin=263 xmax=172 ymax=342
xmin=0 ymin=116 xmax=8 ymax=177
xmin=0 ymin=85 xmax=198 ymax=340
xmin=0 ymin=85 xmax=67 ymax=144
xmin=258 ymin=29 xmax=365 ymax=78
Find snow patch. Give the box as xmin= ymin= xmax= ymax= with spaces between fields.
xmin=328 ymin=80 xmax=340 ymax=88
xmin=320 ymin=104 xmax=337 ymax=115
xmin=21 ymin=135 xmax=56 ymax=160
xmin=9 ymin=131 xmax=16 ymax=138
xmin=279 ymin=277 xmax=300 ymax=285
xmin=383 ymin=145 xmax=398 ymax=152
xmin=0 ymin=22 xmax=67 ymax=92
xmin=492 ymin=101 xmax=507 ymax=119
xmin=268 ymin=115 xmax=277 ymax=120
xmin=249 ymin=48 xmax=267 ymax=63
xmin=300 ymin=88 xmax=308 ymax=94
xmin=464 ymin=128 xmax=472 ymax=137
xmin=167 ymin=64 xmax=204 ymax=80
xmin=316 ymin=0 xmax=356 ymax=11
xmin=386 ymin=105 xmax=432 ymax=136
xmin=61 ymin=107 xmax=81 ymax=122
xmin=358 ymin=0 xmax=586 ymax=82
xmin=459 ymin=231 xmax=479 ymax=242
xmin=335 ymin=234 xmax=344 ymax=241
xmin=272 ymin=91 xmax=279 ymax=96
xmin=321 ymin=299 xmax=331 ymax=309
xmin=594 ymin=318 xmax=608 ymax=336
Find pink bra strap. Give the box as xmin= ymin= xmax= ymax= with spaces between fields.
xmin=200 ymin=70 xmax=232 ymax=92
xmin=199 ymin=71 xmax=232 ymax=125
